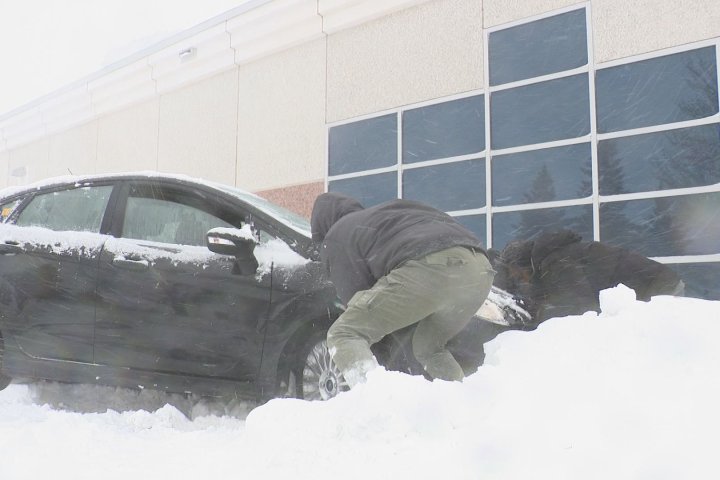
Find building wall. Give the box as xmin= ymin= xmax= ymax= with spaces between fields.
xmin=592 ymin=0 xmax=720 ymax=63
xmin=7 ymin=138 xmax=49 ymax=186
xmin=326 ymin=0 xmax=483 ymax=122
xmin=96 ymin=98 xmax=160 ymax=173
xmin=5 ymin=0 xmax=720 ymax=211
xmin=0 ymin=150 xmax=7 ymax=188
xmin=158 ymin=67 xmax=239 ymax=184
xmin=48 ymin=121 xmax=98 ymax=177
xmin=236 ymin=38 xmax=326 ymax=195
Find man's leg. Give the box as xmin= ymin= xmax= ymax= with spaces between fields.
xmin=411 ymin=249 xmax=494 ymax=381
xmin=328 ymin=246 xmax=494 ymax=386
xmin=327 ymin=270 xmax=439 ymax=387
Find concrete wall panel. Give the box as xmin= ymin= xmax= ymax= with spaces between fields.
xmin=327 ymin=0 xmax=483 ymax=122
xmin=97 ymin=99 xmax=160 ymax=174
xmin=236 ymin=39 xmax=326 ymax=192
xmin=7 ymin=138 xmax=50 ymax=185
xmin=158 ymin=68 xmax=239 ymax=185
xmin=593 ymin=0 xmax=720 ymax=63
xmin=48 ymin=121 xmax=98 ymax=178
xmin=0 ymin=150 xmax=8 ymax=189
xmin=483 ymin=0 xmax=584 ymax=28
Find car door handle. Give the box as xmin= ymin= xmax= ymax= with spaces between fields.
xmin=112 ymin=257 xmax=150 ymax=271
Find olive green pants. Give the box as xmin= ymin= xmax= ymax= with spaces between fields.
xmin=327 ymin=246 xmax=495 ymax=386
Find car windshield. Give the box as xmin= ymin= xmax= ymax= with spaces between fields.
xmin=213 ymin=183 xmax=311 ymax=238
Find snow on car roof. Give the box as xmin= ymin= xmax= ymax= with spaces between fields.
xmin=0 ymin=172 xmax=312 ymax=238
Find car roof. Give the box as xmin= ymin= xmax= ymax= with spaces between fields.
xmin=0 ymin=172 xmax=312 ymax=239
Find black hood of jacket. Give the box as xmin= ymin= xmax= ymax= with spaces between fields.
xmin=530 ymin=230 xmax=582 ymax=266
xmin=310 ymin=192 xmax=364 ymax=243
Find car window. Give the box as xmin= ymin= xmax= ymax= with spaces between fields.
xmin=122 ymin=184 xmax=238 ymax=247
xmin=15 ymin=186 xmax=113 ymax=232
xmin=0 ymin=198 xmax=23 ymax=222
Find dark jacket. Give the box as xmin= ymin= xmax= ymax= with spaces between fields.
xmin=311 ymin=193 xmax=485 ymax=305
xmin=501 ymin=230 xmax=682 ymax=323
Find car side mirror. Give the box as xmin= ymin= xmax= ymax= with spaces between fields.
xmin=206 ymin=227 xmax=259 ymax=275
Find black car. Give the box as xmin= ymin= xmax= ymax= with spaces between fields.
xmin=0 ymin=173 xmax=526 ymax=402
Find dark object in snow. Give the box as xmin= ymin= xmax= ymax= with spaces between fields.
xmin=495 ymin=229 xmax=685 ymax=325
xmin=311 ymin=192 xmax=494 ymax=386
xmin=0 ymin=174 xmax=525 ymax=403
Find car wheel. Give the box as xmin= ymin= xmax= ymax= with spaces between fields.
xmin=0 ymin=332 xmax=11 ymax=391
xmin=297 ymin=333 xmax=349 ymax=401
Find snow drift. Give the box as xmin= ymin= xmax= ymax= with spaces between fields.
xmin=1 ymin=285 xmax=718 ymax=480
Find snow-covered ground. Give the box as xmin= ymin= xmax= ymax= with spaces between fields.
xmin=1 ymin=285 xmax=718 ymax=480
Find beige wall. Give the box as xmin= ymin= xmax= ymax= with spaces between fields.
xmin=326 ymin=0 xmax=483 ymax=122
xmin=236 ymin=38 xmax=326 ymax=192
xmin=0 ymin=150 xmax=8 ymax=189
xmin=7 ymin=138 xmax=49 ymax=186
xmin=483 ymin=0 xmax=584 ymax=28
xmin=97 ymin=99 xmax=160 ymax=173
xmin=3 ymin=0 xmax=720 ymax=204
xmin=158 ymin=68 xmax=239 ymax=184
xmin=592 ymin=0 xmax=720 ymax=63
xmin=48 ymin=121 xmax=98 ymax=178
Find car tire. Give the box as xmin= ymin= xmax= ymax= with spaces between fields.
xmin=295 ymin=332 xmax=348 ymax=401
xmin=0 ymin=332 xmax=11 ymax=391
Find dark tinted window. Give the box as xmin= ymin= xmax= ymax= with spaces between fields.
xmin=328 ymin=172 xmax=397 ymax=208
xmin=492 ymin=204 xmax=593 ymax=249
xmin=598 ymin=124 xmax=720 ymax=195
xmin=596 ymin=47 xmax=718 ymax=133
xmin=492 ymin=143 xmax=592 ymax=206
xmin=402 ymin=95 xmax=485 ymax=163
xmin=600 ymin=192 xmax=720 ymax=257
xmin=123 ymin=185 xmax=236 ymax=246
xmin=669 ymin=262 xmax=720 ymax=300
xmin=489 ymin=9 xmax=588 ymax=86
xmin=403 ymin=159 xmax=485 ymax=211
xmin=16 ymin=186 xmax=113 ymax=233
xmin=454 ymin=214 xmax=486 ymax=246
xmin=328 ymin=114 xmax=397 ymax=175
xmin=491 ymin=74 xmax=590 ymax=149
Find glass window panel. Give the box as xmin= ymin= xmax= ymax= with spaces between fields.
xmin=669 ymin=262 xmax=720 ymax=300
xmin=0 ymin=198 xmax=23 ymax=222
xmin=600 ymin=192 xmax=720 ymax=257
xmin=492 ymin=143 xmax=592 ymax=206
xmin=454 ymin=214 xmax=486 ymax=246
xmin=598 ymin=124 xmax=720 ymax=195
xmin=328 ymin=114 xmax=397 ymax=175
xmin=403 ymin=159 xmax=485 ymax=211
xmin=492 ymin=205 xmax=593 ymax=250
xmin=402 ymin=95 xmax=485 ymax=163
xmin=489 ymin=9 xmax=588 ymax=86
xmin=16 ymin=186 xmax=113 ymax=233
xmin=123 ymin=197 xmax=233 ymax=246
xmin=328 ymin=172 xmax=398 ymax=208
xmin=491 ymin=74 xmax=590 ymax=149
xmin=596 ymin=47 xmax=718 ymax=133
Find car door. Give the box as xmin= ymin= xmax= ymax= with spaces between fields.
xmin=0 ymin=184 xmax=114 ymax=363
xmin=94 ymin=180 xmax=272 ymax=382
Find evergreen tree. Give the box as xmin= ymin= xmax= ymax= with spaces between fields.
xmin=514 ymin=165 xmax=564 ymax=240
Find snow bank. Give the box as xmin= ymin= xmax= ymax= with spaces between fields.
xmin=1 ymin=286 xmax=718 ymax=480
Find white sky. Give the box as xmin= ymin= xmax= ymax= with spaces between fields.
xmin=0 ymin=0 xmax=252 ymax=116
